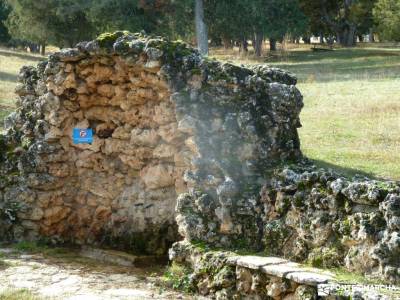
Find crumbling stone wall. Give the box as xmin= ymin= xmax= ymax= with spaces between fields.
xmin=175 ymin=162 xmax=400 ymax=284
xmin=2 ymin=32 xmax=398 ymax=292
xmin=261 ymin=165 xmax=400 ymax=283
xmin=170 ymin=241 xmax=333 ymax=299
xmin=0 ymin=32 xmax=303 ymax=254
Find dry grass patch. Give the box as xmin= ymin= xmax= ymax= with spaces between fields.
xmin=213 ymin=45 xmax=400 ymax=179
xmin=0 ymin=48 xmax=43 ymax=131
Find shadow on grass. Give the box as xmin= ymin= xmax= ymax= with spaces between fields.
xmin=270 ymin=59 xmax=400 ymax=71
xmin=310 ymin=158 xmax=390 ymax=181
xmin=268 ymin=54 xmax=400 ymax=80
xmin=0 ymin=49 xmax=44 ymax=62
xmin=266 ymin=48 xmax=400 ymax=64
xmin=0 ymin=71 xmax=18 ymax=82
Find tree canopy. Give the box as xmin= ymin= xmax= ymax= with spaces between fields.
xmin=0 ymin=0 xmax=10 ymax=43
xmin=1 ymin=0 xmax=399 ymax=55
xmin=373 ymin=0 xmax=400 ymax=41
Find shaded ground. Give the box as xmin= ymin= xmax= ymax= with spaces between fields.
xmin=0 ymin=247 xmax=205 ymax=300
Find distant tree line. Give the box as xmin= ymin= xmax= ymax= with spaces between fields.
xmin=0 ymin=0 xmax=399 ymax=56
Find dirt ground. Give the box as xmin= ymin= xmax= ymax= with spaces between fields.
xmin=0 ymin=247 xmax=206 ymax=300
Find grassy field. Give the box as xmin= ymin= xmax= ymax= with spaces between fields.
xmin=213 ymin=44 xmax=400 ymax=180
xmin=0 ymin=44 xmax=400 ymax=179
xmin=0 ymin=48 xmax=42 ymax=131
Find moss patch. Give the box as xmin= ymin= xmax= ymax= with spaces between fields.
xmin=96 ymin=31 xmax=130 ymax=48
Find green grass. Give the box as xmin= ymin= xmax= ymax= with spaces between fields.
xmin=160 ymin=262 xmax=193 ymax=293
xmin=331 ymin=267 xmax=388 ymax=285
xmin=0 ymin=289 xmax=44 ymax=300
xmin=0 ymin=48 xmax=42 ymax=132
xmin=213 ymin=44 xmax=400 ymax=180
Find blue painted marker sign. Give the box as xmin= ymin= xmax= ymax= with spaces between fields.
xmin=73 ymin=128 xmax=93 ymax=144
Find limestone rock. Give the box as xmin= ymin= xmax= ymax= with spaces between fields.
xmin=43 ymin=206 xmax=71 ymax=225
xmin=140 ymin=164 xmax=175 ymax=189
xmin=130 ymin=128 xmax=160 ymax=147
xmin=1 ymin=31 xmax=307 ymax=259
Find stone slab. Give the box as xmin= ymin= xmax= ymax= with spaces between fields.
xmin=236 ymin=256 xmax=288 ymax=269
xmin=260 ymin=262 xmax=301 ymax=277
xmin=260 ymin=261 xmax=333 ymax=286
xmin=285 ymin=271 xmax=332 ymax=285
xmin=226 ymin=255 xmax=241 ymax=266
xmin=80 ymin=247 xmax=160 ymax=267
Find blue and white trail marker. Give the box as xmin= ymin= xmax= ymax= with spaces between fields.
xmin=73 ymin=128 xmax=93 ymax=144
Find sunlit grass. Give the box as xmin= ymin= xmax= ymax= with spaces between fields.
xmin=0 ymin=48 xmax=42 ymax=131
xmin=298 ymin=80 xmax=400 ymax=179
xmin=213 ymin=44 xmax=400 ymax=180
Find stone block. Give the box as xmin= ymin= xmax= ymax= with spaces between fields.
xmin=237 ymin=256 xmax=288 ymax=269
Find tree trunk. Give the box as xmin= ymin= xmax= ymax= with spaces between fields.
xmin=369 ymin=28 xmax=375 ymax=42
xmin=337 ymin=25 xmax=357 ymax=47
xmin=254 ymin=32 xmax=263 ymax=57
xmin=222 ymin=36 xmax=232 ymax=49
xmin=239 ymin=36 xmax=248 ymax=53
xmin=40 ymin=43 xmax=46 ymax=56
xmin=320 ymin=33 xmax=324 ymax=44
xmin=195 ymin=0 xmax=208 ymax=56
xmin=303 ymin=36 xmax=311 ymax=44
xmin=210 ymin=37 xmax=222 ymax=47
xmin=321 ymin=0 xmax=357 ymax=47
xmin=269 ymin=38 xmax=277 ymax=51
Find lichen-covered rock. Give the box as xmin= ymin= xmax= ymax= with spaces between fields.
xmin=257 ymin=163 xmax=400 ymax=283
xmin=0 ymin=32 xmax=303 ymax=254
xmin=169 ymin=241 xmax=330 ymax=299
xmin=175 ymin=158 xmax=400 ymax=284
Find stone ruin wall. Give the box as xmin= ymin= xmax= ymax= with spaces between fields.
xmin=0 ymin=32 xmax=303 ymax=254
xmin=1 ymin=32 xmax=398 ymax=290
xmin=4 ymin=47 xmax=190 ymax=254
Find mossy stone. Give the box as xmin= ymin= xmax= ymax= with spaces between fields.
xmin=96 ymin=31 xmax=130 ymax=48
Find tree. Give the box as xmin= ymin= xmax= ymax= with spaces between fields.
xmin=165 ymin=0 xmax=194 ymax=40
xmin=7 ymin=0 xmax=96 ymax=51
xmin=6 ymin=0 xmax=58 ymax=54
xmin=247 ymin=0 xmax=307 ymax=55
xmin=0 ymin=0 xmax=10 ymax=44
xmin=262 ymin=0 xmax=308 ymax=51
xmin=204 ymin=0 xmax=307 ymax=56
xmin=88 ymin=0 xmax=157 ymax=34
xmin=299 ymin=0 xmax=334 ymax=42
xmin=352 ymin=0 xmax=376 ymax=41
xmin=373 ymin=0 xmax=400 ymax=41
xmin=195 ymin=0 xmax=208 ymax=55
xmin=52 ymin=0 xmax=95 ymax=48
xmin=310 ymin=0 xmax=375 ymax=47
